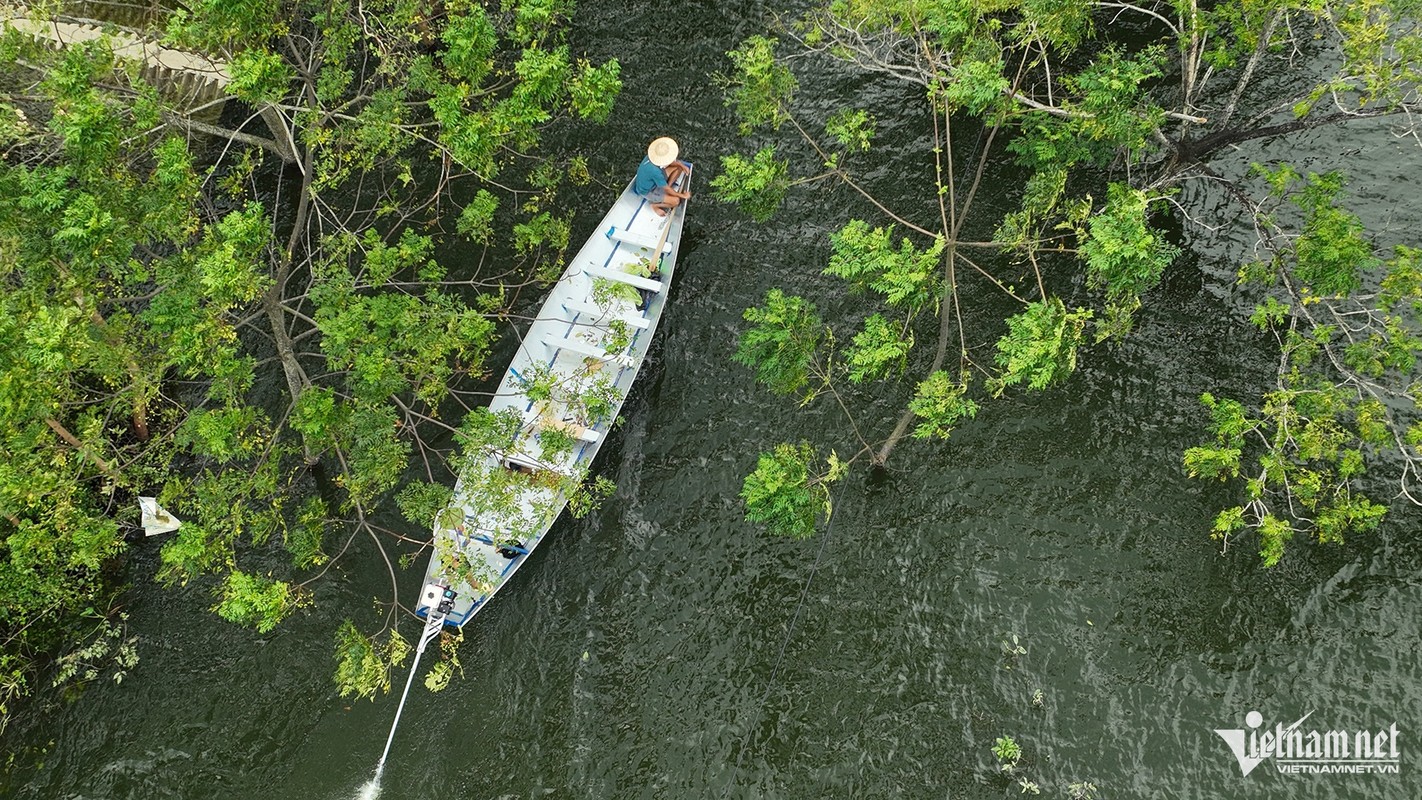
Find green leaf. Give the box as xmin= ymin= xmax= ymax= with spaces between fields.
xmin=944 ymin=58 xmax=1009 ymax=115
xmin=825 ymin=220 xmax=944 ymax=311
xmin=1080 ymin=184 xmax=1179 ymax=308
xmin=909 ymin=371 xmax=979 ymax=440
xmin=568 ymin=58 xmax=622 ymax=123
xmin=1249 ymin=297 xmax=1291 ymax=330
xmin=721 ymin=36 xmax=797 ymax=133
xmin=1257 ymin=515 xmax=1294 ymax=568
xmin=1292 ymin=172 xmax=1376 ymax=296
xmin=712 ymin=147 xmax=789 ymax=223
xmin=845 ymin=314 xmax=912 ymax=383
xmin=227 ymin=48 xmax=293 ymax=104
xmin=333 ymin=621 xmax=409 ymax=701
xmin=989 ymin=298 xmax=1093 ymax=395
xmin=1184 ymin=445 xmax=1242 ymax=480
xmin=826 ymin=108 xmax=875 ymax=152
xmin=734 ymin=290 xmax=823 ymax=397
xmin=212 ymin=570 xmax=297 ymax=633
xmin=741 ymin=442 xmax=836 ymax=539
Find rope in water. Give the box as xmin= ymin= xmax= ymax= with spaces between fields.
xmin=724 ymin=480 xmax=847 ymax=792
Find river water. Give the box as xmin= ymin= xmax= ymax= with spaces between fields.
xmin=6 ymin=2 xmax=1421 ymax=799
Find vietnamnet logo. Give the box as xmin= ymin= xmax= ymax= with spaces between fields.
xmin=1214 ymin=711 xmax=1401 ymax=776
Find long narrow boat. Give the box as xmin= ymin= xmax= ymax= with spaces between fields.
xmin=415 ymin=165 xmax=691 ymax=626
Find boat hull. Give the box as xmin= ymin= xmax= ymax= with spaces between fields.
xmin=415 ymin=168 xmax=691 ymax=626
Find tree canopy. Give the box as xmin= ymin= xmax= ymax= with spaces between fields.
xmin=1 ymin=0 xmax=619 ymax=722
xmin=716 ymin=0 xmax=1422 ymax=567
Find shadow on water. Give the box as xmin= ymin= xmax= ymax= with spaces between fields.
xmin=6 ymin=1 xmax=1422 ymax=799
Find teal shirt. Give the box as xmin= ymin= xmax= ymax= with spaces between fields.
xmin=634 ymin=157 xmax=668 ymax=195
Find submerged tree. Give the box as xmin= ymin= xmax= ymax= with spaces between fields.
xmin=717 ymin=2 xmax=1421 ymax=564
xmin=0 ymin=0 xmax=620 ymax=717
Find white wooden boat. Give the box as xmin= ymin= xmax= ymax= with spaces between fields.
xmin=415 ymin=166 xmax=692 ymax=626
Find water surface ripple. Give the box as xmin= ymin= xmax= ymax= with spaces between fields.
xmin=6 ymin=2 xmax=1421 ymax=798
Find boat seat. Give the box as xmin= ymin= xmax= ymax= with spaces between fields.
xmin=583 ymin=263 xmax=664 ymax=293
xmin=605 ymin=225 xmax=671 ymax=253
xmin=522 ymin=406 xmax=600 ymax=443
xmin=561 ymin=298 xmax=650 ymax=329
xmin=543 ymin=332 xmax=616 ymax=362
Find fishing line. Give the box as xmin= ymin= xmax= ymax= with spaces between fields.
xmin=724 ymin=479 xmax=848 ymax=791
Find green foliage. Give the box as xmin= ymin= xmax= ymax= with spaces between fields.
xmin=439 ymin=4 xmax=497 ymax=83
xmin=1079 ymin=184 xmax=1179 ymax=310
xmin=424 ymin=659 xmax=454 ymax=692
xmin=512 ymin=210 xmax=572 ymax=263
xmin=821 ymin=0 xmax=979 ymax=50
xmin=1014 ymin=0 xmax=1093 ymax=50
xmin=457 ymin=408 xmax=526 ymax=457
xmin=1291 ymin=173 xmax=1376 ymax=296
xmin=993 ymin=735 xmax=1023 ymax=770
xmin=1186 ymin=384 xmax=1400 ymax=566
xmin=1379 ymin=246 xmax=1422 ymax=314
xmin=909 ymin=371 xmax=980 ymax=440
xmin=1255 ymin=515 xmax=1295 ymax=568
xmin=48 ymin=613 xmax=138 ymax=689
xmin=995 ymin=167 xmax=1067 ymax=252
xmin=719 ymin=0 xmax=1422 ymax=587
xmin=826 ymin=109 xmax=875 ymax=152
xmin=1059 ymin=47 xmax=1166 ymax=154
xmin=741 ymin=442 xmax=841 ymax=539
xmin=592 ymin=257 xmax=651 ymax=306
xmin=568 ymin=475 xmax=617 ymax=518
xmin=340 ymin=403 xmax=413 ymax=506
xmin=825 ymin=220 xmax=944 ymax=311
xmin=313 ymin=232 xmax=496 ymax=407
xmin=734 ymin=290 xmax=824 ymax=398
xmin=213 ymin=571 xmax=298 ymax=633
xmin=989 ymin=299 xmax=1093 ymax=395
xmin=944 ymin=57 xmax=1009 ymax=115
xmin=165 ymin=0 xmax=283 ymax=51
xmin=712 ymin=147 xmax=789 ymax=223
xmin=180 ymin=405 xmax=266 ymax=463
xmin=1250 ymin=297 xmax=1291 ymax=330
xmin=227 ymin=48 xmax=294 ymax=104
xmin=1183 ymin=445 xmax=1243 ymax=480
xmin=424 ymin=627 xmax=464 ymax=693
xmin=333 ymin=621 xmax=410 ymax=701
xmin=0 ymin=40 xmax=240 ymax=716
xmin=1194 ymin=162 xmax=1421 ymax=566
xmin=845 ymin=314 xmax=913 ymax=383
xmin=396 ymin=482 xmax=456 ymax=528
xmin=287 ymin=497 xmax=328 ymax=569
xmin=722 ymin=36 xmax=796 ymax=133
xmin=569 ymin=58 xmax=623 ymax=123
xmin=0 ymin=0 xmax=627 ymax=717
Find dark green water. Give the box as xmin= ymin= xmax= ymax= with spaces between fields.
xmin=7 ymin=3 xmax=1422 ymax=798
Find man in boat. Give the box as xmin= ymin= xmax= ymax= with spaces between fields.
xmin=635 ymin=136 xmax=690 ymax=217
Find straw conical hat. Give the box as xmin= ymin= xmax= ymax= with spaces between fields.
xmin=647 ymin=137 xmax=678 ymax=167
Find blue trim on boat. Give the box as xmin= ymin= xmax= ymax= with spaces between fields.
xmin=419 ymin=166 xmax=691 ymax=629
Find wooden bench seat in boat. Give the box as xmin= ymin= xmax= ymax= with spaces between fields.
xmin=560 ymin=298 xmax=651 ymax=329
xmin=582 ymin=263 xmax=665 ymax=293
xmin=605 ymin=224 xmax=672 ymax=253
xmin=521 ymin=406 xmax=600 ymax=443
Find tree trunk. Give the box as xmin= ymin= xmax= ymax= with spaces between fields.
xmin=46 ymin=416 xmax=120 ymax=480
xmin=263 ymin=288 xmax=313 ymax=462
xmin=268 ymin=140 xmax=319 ymax=464
xmin=78 ymin=292 xmax=151 ymax=441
